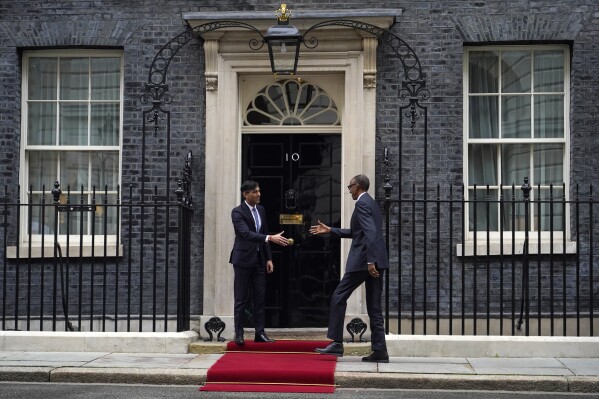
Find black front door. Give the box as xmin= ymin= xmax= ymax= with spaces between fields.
xmin=242 ymin=134 xmax=341 ymax=327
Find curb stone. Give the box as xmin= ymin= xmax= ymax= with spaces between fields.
xmin=334 ymin=372 xmax=570 ymax=392
xmin=49 ymin=367 xmax=207 ymax=385
xmin=0 ymin=367 xmax=52 ymax=382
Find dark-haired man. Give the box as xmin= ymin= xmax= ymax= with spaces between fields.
xmin=230 ymin=180 xmax=289 ymax=345
xmin=310 ymin=174 xmax=389 ymax=362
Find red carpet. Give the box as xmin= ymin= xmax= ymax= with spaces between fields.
xmin=200 ymin=340 xmax=337 ymax=393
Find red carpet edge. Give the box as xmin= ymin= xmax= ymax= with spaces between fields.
xmin=200 ymin=340 xmax=337 ymax=393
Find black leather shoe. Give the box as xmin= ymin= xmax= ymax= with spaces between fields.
xmin=315 ymin=342 xmax=344 ymax=357
xmin=234 ymin=334 xmax=244 ymax=345
xmin=254 ymin=333 xmax=275 ymax=343
xmin=362 ymin=350 xmax=389 ymax=363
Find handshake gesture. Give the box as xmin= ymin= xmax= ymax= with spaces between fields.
xmin=268 ymin=231 xmax=292 ymax=246
xmin=309 ymin=220 xmax=331 ymax=235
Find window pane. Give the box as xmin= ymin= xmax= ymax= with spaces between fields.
xmin=285 ymin=80 xmax=300 ymax=107
xmin=30 ymin=194 xmax=55 ymax=235
xmin=537 ymin=188 xmax=564 ymax=231
xmin=29 ymin=151 xmax=58 ymax=191
xmin=469 ymin=96 xmax=498 ymax=138
xmin=91 ymin=58 xmax=120 ymax=100
xmin=94 ymin=194 xmax=118 ymax=235
xmin=501 ymin=95 xmax=531 ymax=138
xmin=534 ymin=95 xmax=564 ymax=138
xmin=469 ymin=189 xmax=498 ymax=231
xmin=502 ymin=50 xmax=531 ymax=93
xmin=267 ymin=84 xmax=286 ymax=114
xmin=502 ymin=144 xmax=529 ymax=186
xmin=59 ymin=103 xmax=88 ymax=145
xmin=468 ymin=144 xmax=497 ymax=185
xmin=534 ymin=50 xmax=564 ymax=92
xmin=60 ymin=58 xmax=89 ymax=100
xmin=59 ymin=193 xmax=86 ymax=236
xmin=501 ymin=189 xmax=526 ymax=231
xmin=301 ymin=94 xmax=334 ymax=124
xmin=60 ymin=151 xmax=89 ymax=191
xmin=28 ymin=102 xmax=56 ymax=145
xmin=91 ymin=104 xmax=119 ymax=145
xmin=91 ymin=151 xmax=119 ymax=190
xmin=534 ymin=144 xmax=563 ymax=185
xmin=28 ymin=58 xmax=57 ymax=100
xmin=469 ymin=51 xmax=498 ymax=93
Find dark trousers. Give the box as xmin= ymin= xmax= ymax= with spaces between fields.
xmin=327 ymin=270 xmax=387 ymax=351
xmin=233 ymin=257 xmax=266 ymax=336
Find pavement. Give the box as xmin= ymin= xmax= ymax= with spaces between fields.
xmin=1 ymin=349 xmax=599 ymax=393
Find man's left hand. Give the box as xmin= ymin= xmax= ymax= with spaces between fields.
xmin=266 ymin=260 xmax=274 ymax=273
xmin=368 ymin=263 xmax=379 ymax=278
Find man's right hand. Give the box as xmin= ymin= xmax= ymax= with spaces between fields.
xmin=309 ymin=220 xmax=331 ymax=235
xmin=269 ymin=231 xmax=289 ymax=246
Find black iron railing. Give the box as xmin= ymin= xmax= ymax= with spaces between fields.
xmin=381 ymin=179 xmax=598 ymax=336
xmin=0 ymin=153 xmax=194 ymax=333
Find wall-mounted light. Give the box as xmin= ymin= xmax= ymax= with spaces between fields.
xmin=263 ymin=4 xmax=302 ymax=75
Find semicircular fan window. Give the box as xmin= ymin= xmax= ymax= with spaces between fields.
xmin=244 ymin=80 xmax=340 ymax=126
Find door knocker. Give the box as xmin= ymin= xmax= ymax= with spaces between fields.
xmin=284 ymin=189 xmax=298 ymax=210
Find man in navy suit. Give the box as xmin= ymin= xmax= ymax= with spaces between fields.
xmin=230 ymin=180 xmax=289 ymax=345
xmin=309 ymin=174 xmax=389 ymax=362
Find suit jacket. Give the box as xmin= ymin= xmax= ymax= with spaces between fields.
xmin=330 ymin=192 xmax=389 ymax=273
xmin=229 ymin=202 xmax=273 ymax=268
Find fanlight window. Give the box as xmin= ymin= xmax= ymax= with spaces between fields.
xmin=244 ymin=80 xmax=339 ymax=126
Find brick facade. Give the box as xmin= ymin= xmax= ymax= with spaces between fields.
xmin=0 ymin=1 xmax=598 ymax=332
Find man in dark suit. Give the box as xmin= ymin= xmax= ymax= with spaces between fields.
xmin=309 ymin=174 xmax=389 ymax=362
xmin=230 ymin=180 xmax=289 ymax=345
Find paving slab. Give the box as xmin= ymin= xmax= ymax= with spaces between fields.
xmin=0 ymin=352 xmax=24 ymax=360
xmin=379 ymin=360 xmax=475 ymax=374
xmin=468 ymin=357 xmax=564 ymax=368
xmin=472 ymin=367 xmax=574 ymax=376
xmin=336 ymin=357 xmax=378 ymax=372
xmin=178 ymin=353 xmax=222 ymax=369
xmin=84 ymin=353 xmax=197 ymax=368
xmin=392 ymin=356 xmax=469 ymax=364
xmin=0 ymin=360 xmax=88 ymax=367
xmin=468 ymin=357 xmax=573 ymax=376
xmin=0 ymin=351 xmax=108 ymax=362
xmin=558 ymin=358 xmax=599 ymax=376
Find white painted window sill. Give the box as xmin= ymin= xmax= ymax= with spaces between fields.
xmin=456 ymin=240 xmax=577 ymax=257
xmin=6 ymin=245 xmax=124 ymax=259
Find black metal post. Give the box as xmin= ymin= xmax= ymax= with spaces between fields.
xmin=383 ymin=148 xmax=392 ymax=334
xmin=517 ymin=177 xmax=531 ymax=335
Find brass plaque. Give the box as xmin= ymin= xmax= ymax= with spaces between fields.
xmin=279 ymin=214 xmax=303 ymax=225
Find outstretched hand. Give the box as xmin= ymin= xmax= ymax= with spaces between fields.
xmin=309 ymin=220 xmax=331 ymax=235
xmin=269 ymin=231 xmax=289 ymax=246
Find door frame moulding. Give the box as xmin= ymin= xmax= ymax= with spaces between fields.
xmin=187 ymin=10 xmax=399 ymax=337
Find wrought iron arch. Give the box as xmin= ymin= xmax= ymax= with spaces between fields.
xmin=140 ymin=21 xmax=266 ymax=202
xmin=299 ymin=19 xmax=431 ymax=186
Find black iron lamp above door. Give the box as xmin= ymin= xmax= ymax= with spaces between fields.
xmin=263 ymin=4 xmax=302 ymax=75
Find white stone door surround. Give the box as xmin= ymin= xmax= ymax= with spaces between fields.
xmin=183 ymin=9 xmax=400 ymax=338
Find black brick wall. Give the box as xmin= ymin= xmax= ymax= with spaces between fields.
xmin=0 ymin=1 xmax=598 ymax=331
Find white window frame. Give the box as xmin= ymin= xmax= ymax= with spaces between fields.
xmin=461 ymin=45 xmax=573 ymax=254
xmin=17 ymin=49 xmax=124 ymax=254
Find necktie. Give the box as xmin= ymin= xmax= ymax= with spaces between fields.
xmin=252 ymin=207 xmax=261 ymax=232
